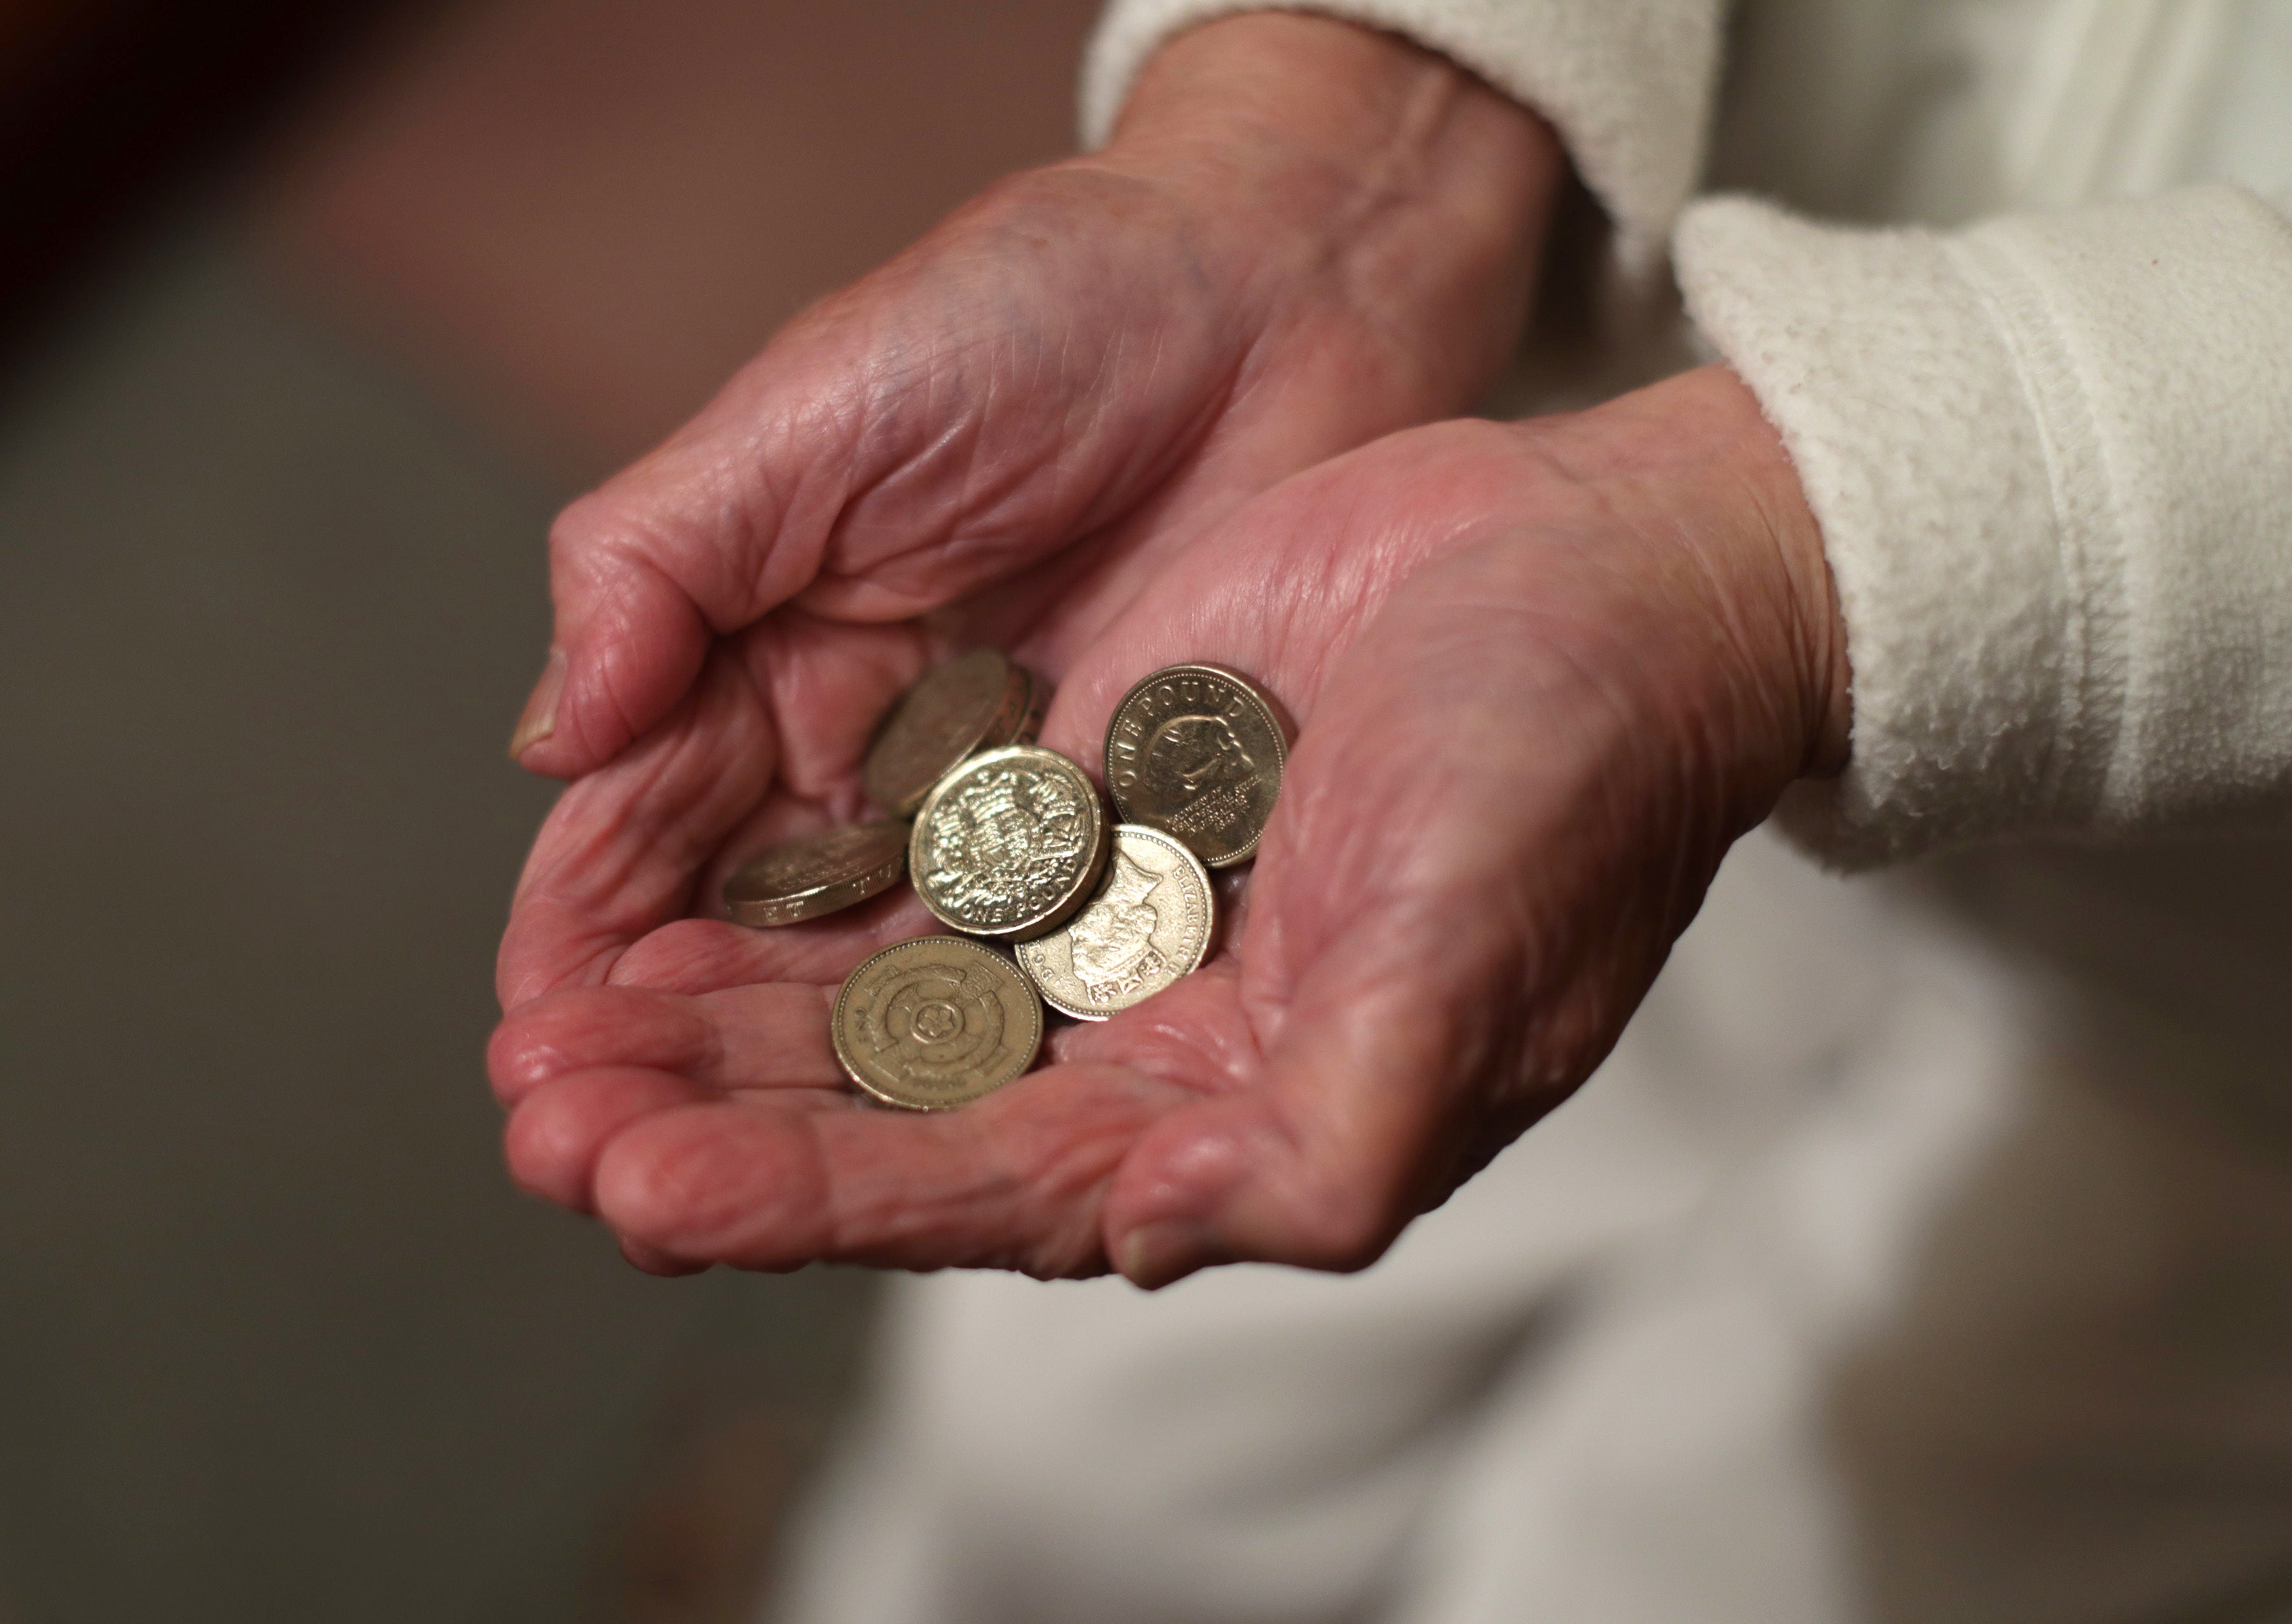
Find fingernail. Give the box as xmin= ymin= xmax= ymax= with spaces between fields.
xmin=1118 ymin=1220 xmax=1227 ymax=1291
xmin=509 ymin=649 xmax=567 ymax=762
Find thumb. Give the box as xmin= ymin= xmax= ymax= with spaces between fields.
xmin=1101 ymin=910 xmax=1519 ymax=1288
xmin=509 ymin=393 xmax=852 ymax=776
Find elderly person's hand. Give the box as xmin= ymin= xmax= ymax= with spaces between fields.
xmin=496 ymin=13 xmax=1560 ymax=1013
xmin=489 ymin=365 xmax=1849 ymax=1283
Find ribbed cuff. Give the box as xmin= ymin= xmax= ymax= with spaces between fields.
xmin=1678 ymin=186 xmax=2292 ymax=865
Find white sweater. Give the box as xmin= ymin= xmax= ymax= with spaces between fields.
xmin=1082 ymin=0 xmax=2292 ymax=870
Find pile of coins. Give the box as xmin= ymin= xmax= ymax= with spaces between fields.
xmin=719 ymin=649 xmax=1292 ymax=1110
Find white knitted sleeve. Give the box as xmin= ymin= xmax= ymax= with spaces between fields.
xmin=1079 ymin=0 xmax=1728 ymax=284
xmin=1676 ymin=185 xmax=2292 ymax=866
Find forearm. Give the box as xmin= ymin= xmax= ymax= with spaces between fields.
xmin=1085 ymin=0 xmax=1730 ymax=284
xmin=1505 ymin=364 xmax=1849 ymax=814
xmin=1081 ymin=13 xmax=1566 ymax=407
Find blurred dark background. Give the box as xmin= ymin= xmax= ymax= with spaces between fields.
xmin=1 ymin=3 xmax=1091 ymax=1618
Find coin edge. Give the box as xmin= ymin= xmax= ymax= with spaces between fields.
xmin=722 ymin=823 xmax=910 ymax=928
xmin=861 ymin=647 xmax=1018 ymax=817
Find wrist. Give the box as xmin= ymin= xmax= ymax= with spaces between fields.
xmin=1086 ymin=13 xmax=1565 ymax=403
xmin=1529 ymin=366 xmax=1851 ymax=796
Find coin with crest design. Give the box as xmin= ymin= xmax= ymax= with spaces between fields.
xmin=721 ymin=820 xmax=907 ymax=927
xmin=1103 ymin=664 xmax=1291 ymax=866
xmin=1015 ymin=825 xmax=1213 ymax=1021
xmin=832 ymin=936 xmax=1042 ymax=1110
xmin=909 ymin=745 xmax=1109 ymax=940
xmin=862 ymin=648 xmax=1042 ymax=817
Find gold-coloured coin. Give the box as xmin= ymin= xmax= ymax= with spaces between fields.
xmin=722 ymin=820 xmax=908 ymax=928
xmin=909 ymin=745 xmax=1110 ymax=941
xmin=832 ymin=936 xmax=1043 ymax=1110
xmin=1015 ymin=825 xmax=1213 ymax=1021
xmin=1103 ymin=663 xmax=1292 ymax=866
xmin=1011 ymin=664 xmax=1049 ymax=754
xmin=862 ymin=648 xmax=1043 ymax=817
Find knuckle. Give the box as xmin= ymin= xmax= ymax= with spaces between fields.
xmin=605 ymin=921 xmax=742 ymax=994
xmin=590 ymin=1133 xmax=688 ymax=1243
xmin=545 ymin=489 xmax=626 ymax=567
xmin=502 ymin=1094 xmax=588 ymax=1208
xmin=547 ymin=489 xmax=695 ymax=600
xmin=593 ymin=1122 xmax=755 ymax=1250
xmin=488 ymin=987 xmax=709 ymax=1102
xmin=1277 ymin=1177 xmax=1393 ymax=1274
xmin=484 ymin=1015 xmax=560 ymax=1105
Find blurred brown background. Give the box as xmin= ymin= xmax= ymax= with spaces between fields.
xmin=0 ymin=2 xmax=1091 ymax=1619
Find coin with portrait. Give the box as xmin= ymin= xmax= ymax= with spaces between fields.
xmin=721 ymin=820 xmax=907 ymax=927
xmin=832 ymin=935 xmax=1043 ymax=1110
xmin=909 ymin=745 xmax=1110 ymax=940
xmin=1016 ymin=825 xmax=1213 ymax=1021
xmin=1103 ymin=663 xmax=1291 ymax=866
xmin=862 ymin=648 xmax=1042 ymax=817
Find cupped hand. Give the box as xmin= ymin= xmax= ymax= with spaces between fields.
xmin=490 ymin=365 xmax=1850 ymax=1283
xmin=496 ymin=13 xmax=1559 ymax=1018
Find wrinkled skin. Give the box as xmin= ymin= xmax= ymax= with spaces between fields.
xmin=504 ymin=15 xmax=1558 ymax=791
xmin=493 ymin=362 xmax=1846 ymax=1285
xmin=490 ymin=18 xmax=1850 ymax=1287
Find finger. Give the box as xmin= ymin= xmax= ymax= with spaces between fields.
xmin=488 ymin=981 xmax=842 ymax=1106
xmin=490 ymin=989 xmax=712 ymax=1106
xmin=503 ymin=607 xmax=980 ymax=1010
xmin=732 ymin=611 xmax=933 ymax=806
xmin=590 ymin=1063 xmax=1196 ymax=1276
xmin=500 ymin=618 xmax=916 ymax=1006
xmin=505 ymin=1068 xmax=711 ymax=1213
xmin=604 ymin=893 xmax=938 ymax=998
xmin=497 ymin=644 xmax=774 ymax=1008
xmin=509 ymin=366 xmax=863 ymax=777
xmin=509 ymin=188 xmax=1244 ymax=779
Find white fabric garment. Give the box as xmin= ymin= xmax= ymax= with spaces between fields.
xmin=769 ymin=6 xmax=2292 ymax=1622
xmin=1692 ymin=185 xmax=2292 ymax=862
xmin=775 ymin=838 xmax=2292 ymax=1624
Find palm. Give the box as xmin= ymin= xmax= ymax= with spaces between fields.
xmin=493 ymin=382 xmax=1827 ymax=1282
